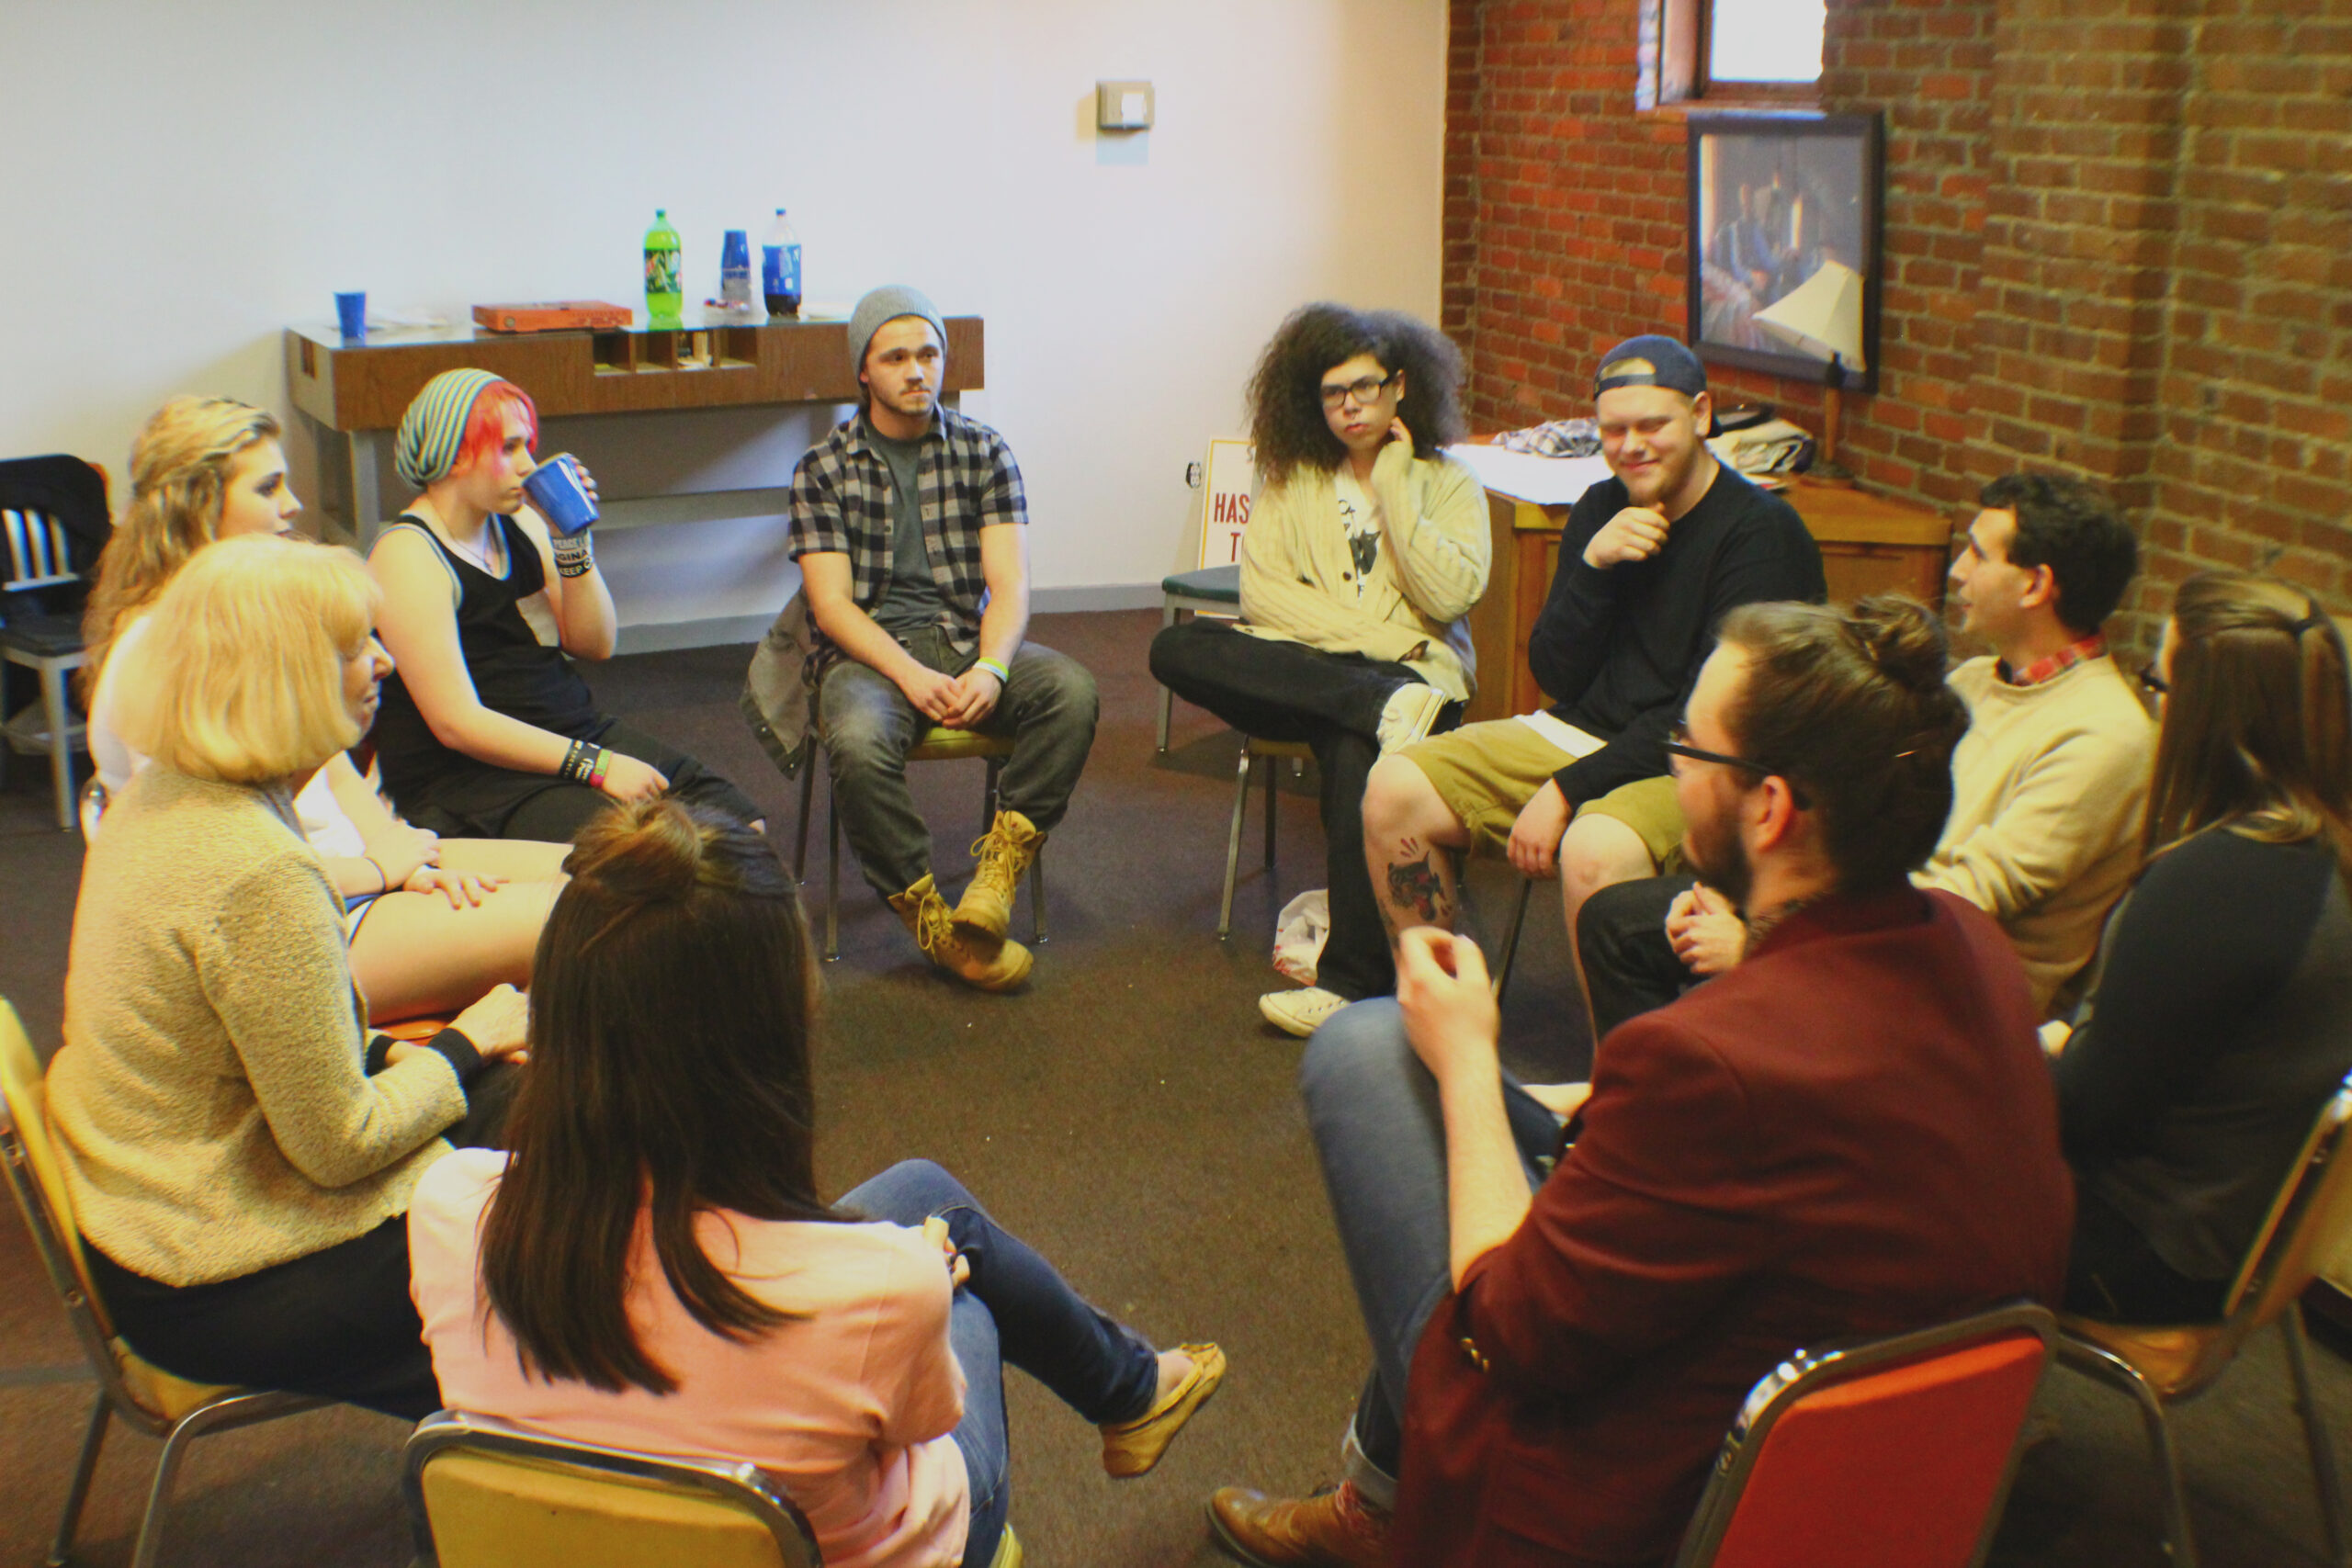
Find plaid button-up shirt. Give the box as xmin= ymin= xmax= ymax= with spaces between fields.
xmin=787 ymin=404 xmax=1028 ymax=660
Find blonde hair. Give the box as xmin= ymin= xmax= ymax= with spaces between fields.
xmin=82 ymin=396 xmax=283 ymax=677
xmin=111 ymin=535 xmax=380 ymax=784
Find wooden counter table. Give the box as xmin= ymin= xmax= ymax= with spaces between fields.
xmin=285 ymin=311 xmax=985 ymax=547
xmin=1461 ymin=474 xmax=1954 ymax=725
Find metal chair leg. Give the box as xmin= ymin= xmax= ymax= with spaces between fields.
xmin=1157 ymin=604 xmax=1178 ymax=752
xmin=1030 ymin=854 xmax=1046 ymax=943
xmin=1263 ymin=747 xmax=1280 ymax=867
xmin=39 ymin=659 xmax=76 ymax=831
xmin=1218 ymin=745 xmax=1253 ymax=939
xmin=1492 ymin=878 xmax=1534 ymax=1000
xmin=824 ymin=774 xmax=842 ymax=963
xmin=2283 ymin=1303 xmax=2350 ymax=1565
xmin=2060 ymin=1337 xmax=2200 ymax=1568
xmin=46 ymin=1390 xmax=109 ymax=1567
xmin=792 ymin=756 xmax=816 ymax=883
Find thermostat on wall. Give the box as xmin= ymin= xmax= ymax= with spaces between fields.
xmin=1097 ymin=80 xmax=1153 ymax=131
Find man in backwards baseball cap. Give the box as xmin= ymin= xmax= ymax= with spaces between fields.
xmin=1340 ymin=333 xmax=1826 ymax=1012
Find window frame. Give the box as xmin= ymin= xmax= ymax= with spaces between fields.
xmin=1654 ymin=0 xmax=1824 ymax=108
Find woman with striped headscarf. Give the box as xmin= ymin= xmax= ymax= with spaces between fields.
xmin=368 ymin=369 xmax=761 ymax=842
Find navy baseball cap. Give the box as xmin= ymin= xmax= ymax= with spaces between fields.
xmin=1595 ymin=335 xmax=1708 ymax=398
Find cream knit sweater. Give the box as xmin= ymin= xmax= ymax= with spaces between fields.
xmin=48 ymin=767 xmax=468 ymax=1288
xmin=1236 ymin=442 xmax=1492 ymax=701
xmin=1921 ymin=655 xmax=2156 ymax=1012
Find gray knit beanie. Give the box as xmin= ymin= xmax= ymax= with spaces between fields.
xmin=847 ymin=286 xmax=946 ymax=379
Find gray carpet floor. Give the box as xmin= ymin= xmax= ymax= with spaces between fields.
xmin=0 ymin=607 xmax=2344 ymax=1566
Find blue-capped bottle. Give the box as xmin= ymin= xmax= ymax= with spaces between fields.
xmin=644 ymin=209 xmax=683 ymax=322
xmin=762 ymin=209 xmax=802 ymax=317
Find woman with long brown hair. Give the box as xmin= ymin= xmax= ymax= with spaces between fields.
xmin=2054 ymin=570 xmax=2352 ymax=1321
xmin=409 ymin=800 xmax=1223 ymax=1568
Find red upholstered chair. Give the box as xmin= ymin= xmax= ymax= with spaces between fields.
xmin=1672 ymin=1302 xmax=2058 ymax=1568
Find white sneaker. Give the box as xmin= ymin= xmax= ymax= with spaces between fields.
xmin=1375 ymin=682 xmax=1448 ymax=755
xmin=1259 ymin=987 xmax=1351 ymax=1038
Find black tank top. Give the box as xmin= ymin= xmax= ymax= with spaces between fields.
xmin=371 ymin=513 xmax=603 ymax=802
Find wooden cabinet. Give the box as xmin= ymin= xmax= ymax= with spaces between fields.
xmin=1462 ymin=475 xmax=1954 ymax=725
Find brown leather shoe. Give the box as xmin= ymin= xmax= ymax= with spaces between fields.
xmin=889 ymin=874 xmax=1034 ymax=991
xmin=1205 ymin=1482 xmax=1390 ymax=1568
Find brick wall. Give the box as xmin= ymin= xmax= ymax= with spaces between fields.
xmin=1442 ymin=0 xmax=2352 ymax=646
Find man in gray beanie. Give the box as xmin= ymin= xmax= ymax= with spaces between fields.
xmin=752 ymin=284 xmax=1097 ymax=991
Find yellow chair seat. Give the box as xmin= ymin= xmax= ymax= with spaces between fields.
xmin=2055 ymin=1317 xmax=2227 ymax=1401
xmin=112 ymin=1339 xmax=243 ymax=1425
xmin=420 ymin=1450 xmax=793 ymax=1568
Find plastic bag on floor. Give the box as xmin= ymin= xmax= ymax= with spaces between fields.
xmin=1272 ymin=889 xmax=1330 ymax=986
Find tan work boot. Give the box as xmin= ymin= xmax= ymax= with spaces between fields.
xmin=890 ymin=873 xmax=1034 ymax=991
xmin=1205 ymin=1481 xmax=1390 ymax=1567
xmin=952 ymin=809 xmax=1046 ymax=939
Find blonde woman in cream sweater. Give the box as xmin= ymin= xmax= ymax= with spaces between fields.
xmin=49 ymin=536 xmax=526 ymax=1418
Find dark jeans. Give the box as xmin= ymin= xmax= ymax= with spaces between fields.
xmin=838 ymin=1160 xmax=1160 ymax=1566
xmin=406 ymin=717 xmax=763 ymax=844
xmin=1150 ymin=619 xmax=1444 ymax=999
xmin=84 ymin=1064 xmax=519 ymax=1422
xmin=2064 ymin=1180 xmax=2229 ymax=1323
xmin=1577 ymin=874 xmax=1702 ymax=1038
xmin=819 ymin=631 xmax=1100 ymax=899
xmin=1297 ymin=1000 xmax=1565 ymax=1506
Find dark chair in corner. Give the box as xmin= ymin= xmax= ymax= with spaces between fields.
xmin=0 ymin=455 xmax=111 ymax=829
xmin=2054 ymin=1070 xmax=2352 ymax=1568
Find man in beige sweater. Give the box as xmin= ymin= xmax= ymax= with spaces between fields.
xmin=1578 ymin=472 xmax=2154 ymax=1027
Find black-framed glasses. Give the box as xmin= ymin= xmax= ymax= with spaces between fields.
xmin=1664 ymin=726 xmax=1813 ymax=809
xmin=1319 ymin=371 xmax=1398 ymax=408
xmin=2137 ymin=661 xmax=2169 ymax=697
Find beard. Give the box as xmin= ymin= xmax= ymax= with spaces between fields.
xmin=1683 ymin=807 xmax=1754 ymax=912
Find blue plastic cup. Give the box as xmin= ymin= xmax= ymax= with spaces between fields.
xmin=522 ymin=453 xmax=600 ymax=536
xmin=334 ymin=290 xmax=367 ymax=341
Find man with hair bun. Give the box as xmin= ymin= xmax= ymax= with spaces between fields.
xmin=1207 ymin=594 xmax=2071 ymax=1568
xmin=1580 ymin=471 xmax=2154 ymax=1033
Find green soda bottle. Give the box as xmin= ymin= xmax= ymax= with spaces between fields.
xmin=643 ymin=209 xmax=684 ymax=322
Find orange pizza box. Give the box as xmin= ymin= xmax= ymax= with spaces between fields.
xmin=472 ymin=300 xmax=635 ymax=333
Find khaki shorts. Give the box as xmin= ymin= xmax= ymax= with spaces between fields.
xmin=1400 ymin=717 xmax=1688 ymax=872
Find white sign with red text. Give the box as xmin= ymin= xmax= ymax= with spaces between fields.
xmin=1198 ymin=438 xmax=1257 ymax=569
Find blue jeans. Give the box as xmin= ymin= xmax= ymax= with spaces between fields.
xmin=819 ymin=632 xmax=1100 ymax=898
xmin=839 ymin=1160 xmax=1160 ymax=1565
xmin=1296 ymin=1000 xmax=1565 ymax=1509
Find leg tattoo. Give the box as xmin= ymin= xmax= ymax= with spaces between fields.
xmin=1387 ymin=856 xmax=1445 ymax=925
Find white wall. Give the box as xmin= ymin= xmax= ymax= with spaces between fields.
xmin=0 ymin=0 xmax=1445 ymax=635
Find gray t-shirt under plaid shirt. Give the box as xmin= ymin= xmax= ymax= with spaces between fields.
xmin=787 ymin=405 xmax=1028 ymax=660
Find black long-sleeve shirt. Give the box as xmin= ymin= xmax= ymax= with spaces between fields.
xmin=2055 ymin=829 xmax=2352 ymax=1281
xmin=1530 ymin=466 xmax=1825 ymax=805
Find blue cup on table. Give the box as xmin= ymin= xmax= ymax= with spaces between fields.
xmin=334 ymin=290 xmax=367 ymax=341
xmin=522 ymin=453 xmax=599 ymax=536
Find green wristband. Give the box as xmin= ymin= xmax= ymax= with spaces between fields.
xmin=974 ymin=658 xmax=1011 ymax=684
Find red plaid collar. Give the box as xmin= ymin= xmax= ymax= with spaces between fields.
xmin=1999 ymin=631 xmax=2108 ymax=688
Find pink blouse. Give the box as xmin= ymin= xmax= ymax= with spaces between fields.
xmin=409 ymin=1149 xmax=971 ymax=1568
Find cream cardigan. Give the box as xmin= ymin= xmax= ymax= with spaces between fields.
xmin=1235 ymin=443 xmax=1491 ymax=701
xmin=48 ymin=766 xmax=468 ymax=1287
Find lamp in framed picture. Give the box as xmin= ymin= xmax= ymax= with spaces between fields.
xmin=1687 ymin=111 xmax=1883 ymax=478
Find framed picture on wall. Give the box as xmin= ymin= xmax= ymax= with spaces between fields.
xmin=1686 ymin=112 xmax=1883 ymax=392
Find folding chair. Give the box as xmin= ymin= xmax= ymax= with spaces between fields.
xmin=404 ymin=1409 xmax=822 ymax=1568
xmin=790 ymin=726 xmax=1046 ymax=961
xmin=0 ymin=999 xmax=331 ymax=1568
xmin=1159 ymin=563 xmax=1241 ymax=752
xmin=1673 ymin=1301 xmax=2059 ymax=1568
xmin=2055 ymin=1070 xmax=2352 ymax=1568
xmin=0 ymin=456 xmax=111 ymax=829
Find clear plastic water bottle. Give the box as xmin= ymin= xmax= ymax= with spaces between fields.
xmin=762 ymin=209 xmax=802 ymax=317
xmin=644 ymin=209 xmax=683 ymax=322
xmin=719 ymin=230 xmax=752 ymax=310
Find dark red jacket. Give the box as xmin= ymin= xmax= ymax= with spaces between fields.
xmin=1391 ymin=887 xmax=2072 ymax=1566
